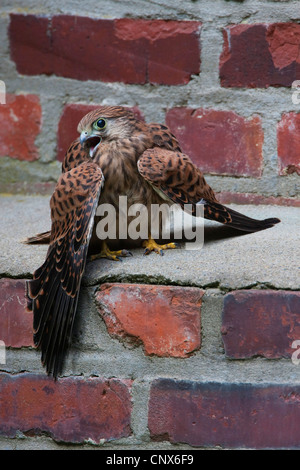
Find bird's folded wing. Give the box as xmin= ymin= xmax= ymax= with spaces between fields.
xmin=62 ymin=138 xmax=90 ymax=173
xmin=137 ymin=147 xmax=231 ymax=222
xmin=26 ymin=161 xmax=104 ymax=378
xmin=148 ymin=123 xmax=182 ymax=152
xmin=23 ymin=139 xmax=90 ymax=245
xmin=138 ymin=148 xmax=280 ymax=231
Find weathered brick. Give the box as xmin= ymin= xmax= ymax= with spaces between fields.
xmin=9 ymin=14 xmax=201 ymax=85
xmin=220 ymin=23 xmax=300 ymax=88
xmin=221 ymin=290 xmax=300 ymax=359
xmin=57 ymin=104 xmax=144 ymax=162
xmin=0 ymin=279 xmax=33 ymax=348
xmin=95 ymin=283 xmax=203 ymax=357
xmin=114 ymin=19 xmax=201 ymax=85
xmin=166 ymin=108 xmax=263 ymax=176
xmin=0 ymin=94 xmax=42 ymax=161
xmin=149 ymin=379 xmax=300 ymax=448
xmin=277 ymin=112 xmax=300 ymax=176
xmin=0 ymin=373 xmax=132 ymax=443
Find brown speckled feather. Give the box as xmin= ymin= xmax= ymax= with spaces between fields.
xmin=62 ymin=138 xmax=90 ymax=173
xmin=23 ymin=139 xmax=89 ymax=246
xmin=26 ymin=162 xmax=103 ymax=378
xmin=138 ymin=147 xmax=280 ymax=229
xmin=137 ymin=147 xmax=230 ymax=221
xmin=148 ymin=123 xmax=182 ymax=152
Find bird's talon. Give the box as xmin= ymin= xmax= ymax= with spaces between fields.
xmin=90 ymin=243 xmax=132 ymax=261
xmin=142 ymin=238 xmax=179 ymax=256
xmin=121 ymin=249 xmax=133 ymax=257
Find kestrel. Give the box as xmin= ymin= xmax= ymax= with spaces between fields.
xmin=26 ymin=106 xmax=280 ymax=378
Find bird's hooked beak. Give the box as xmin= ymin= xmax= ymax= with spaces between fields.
xmin=80 ymin=131 xmax=102 ymax=158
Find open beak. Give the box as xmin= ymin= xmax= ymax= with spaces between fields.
xmin=80 ymin=132 xmax=102 ymax=158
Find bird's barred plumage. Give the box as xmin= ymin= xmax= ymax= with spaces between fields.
xmin=26 ymin=163 xmax=103 ymax=377
xmin=25 ymin=106 xmax=280 ymax=378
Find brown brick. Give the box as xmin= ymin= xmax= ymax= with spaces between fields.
xmin=95 ymin=283 xmax=203 ymax=357
xmin=57 ymin=104 xmax=144 ymax=162
xmin=220 ymin=23 xmax=300 ymax=88
xmin=149 ymin=379 xmax=300 ymax=448
xmin=0 ymin=373 xmax=132 ymax=443
xmin=222 ymin=290 xmax=300 ymax=359
xmin=0 ymin=279 xmax=33 ymax=348
xmin=166 ymin=108 xmax=263 ymax=176
xmin=0 ymin=94 xmax=42 ymax=161
xmin=277 ymin=112 xmax=300 ymax=176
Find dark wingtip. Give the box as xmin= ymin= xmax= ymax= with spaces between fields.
xmin=261 ymin=217 xmax=281 ymax=228
xmin=264 ymin=217 xmax=281 ymax=225
xmin=42 ymin=352 xmax=62 ymax=380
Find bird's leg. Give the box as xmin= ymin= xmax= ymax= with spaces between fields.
xmin=142 ymin=236 xmax=179 ymax=256
xmin=90 ymin=241 xmax=132 ymax=262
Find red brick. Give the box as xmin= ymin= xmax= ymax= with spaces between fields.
xmin=0 ymin=279 xmax=33 ymax=348
xmin=166 ymin=108 xmax=263 ymax=176
xmin=266 ymin=23 xmax=300 ymax=71
xmin=149 ymin=379 xmax=300 ymax=448
xmin=220 ymin=23 xmax=300 ymax=88
xmin=221 ymin=290 xmax=300 ymax=359
xmin=9 ymin=14 xmax=52 ymax=76
xmin=277 ymin=112 xmax=300 ymax=176
xmin=114 ymin=19 xmax=201 ymax=85
xmin=95 ymin=283 xmax=203 ymax=357
xmin=0 ymin=94 xmax=42 ymax=161
xmin=51 ymin=16 xmax=148 ymax=83
xmin=57 ymin=104 xmax=144 ymax=162
xmin=9 ymin=14 xmax=200 ymax=85
xmin=0 ymin=373 xmax=132 ymax=443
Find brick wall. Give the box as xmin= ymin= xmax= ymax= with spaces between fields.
xmin=1 ymin=0 xmax=300 ymax=451
xmin=1 ymin=279 xmax=300 ymax=449
xmin=0 ymin=1 xmax=299 ymax=201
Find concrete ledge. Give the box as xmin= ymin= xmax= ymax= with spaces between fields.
xmin=1 ymin=194 xmax=299 ymax=290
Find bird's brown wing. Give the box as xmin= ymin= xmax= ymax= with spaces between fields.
xmin=138 ymin=148 xmax=280 ymax=231
xmin=148 ymin=123 xmax=182 ymax=152
xmin=62 ymin=138 xmax=90 ymax=173
xmin=23 ymin=139 xmax=90 ymax=246
xmin=26 ymin=161 xmax=104 ymax=378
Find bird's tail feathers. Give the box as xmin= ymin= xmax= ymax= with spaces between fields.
xmin=203 ymin=200 xmax=280 ymax=232
xmin=26 ymin=248 xmax=79 ymax=379
xmin=22 ymin=230 xmax=51 ymax=245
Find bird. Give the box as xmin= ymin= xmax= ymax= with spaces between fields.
xmin=25 ymin=105 xmax=280 ymax=378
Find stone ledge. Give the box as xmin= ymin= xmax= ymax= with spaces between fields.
xmin=1 ymin=194 xmax=298 ymax=291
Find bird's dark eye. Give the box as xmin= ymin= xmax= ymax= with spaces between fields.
xmin=93 ymin=118 xmax=107 ymax=130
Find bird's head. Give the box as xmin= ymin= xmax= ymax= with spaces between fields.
xmin=78 ymin=106 xmax=136 ymax=158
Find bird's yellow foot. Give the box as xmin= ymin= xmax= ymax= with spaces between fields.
xmin=90 ymin=243 xmax=133 ymax=262
xmin=142 ymin=238 xmax=179 ymax=256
